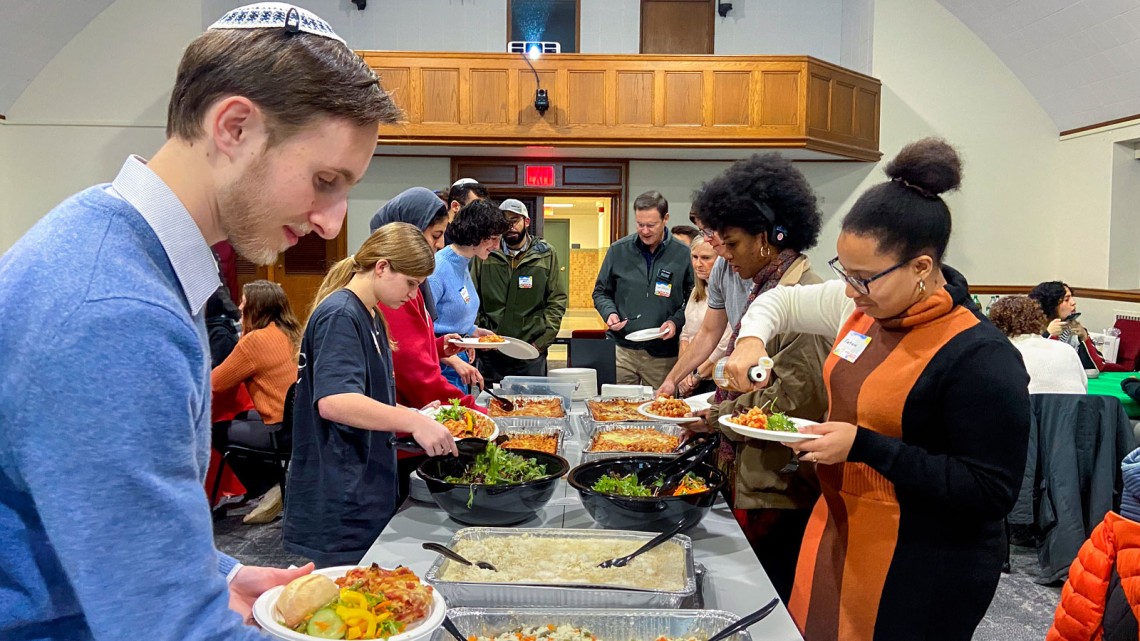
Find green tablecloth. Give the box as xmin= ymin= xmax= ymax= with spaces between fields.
xmin=1087 ymin=371 xmax=1140 ymax=419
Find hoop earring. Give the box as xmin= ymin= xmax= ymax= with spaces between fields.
xmin=761 ymin=244 xmax=771 ymax=258
xmin=918 ymin=280 xmax=926 ymax=294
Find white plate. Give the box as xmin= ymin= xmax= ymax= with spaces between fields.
xmin=498 ymin=336 xmax=541 ymax=360
xmin=252 ymin=565 xmax=447 ymax=641
xmin=636 ymin=400 xmax=702 ymax=423
xmin=625 ymin=328 xmax=668 ymax=342
xmin=449 ymin=337 xmax=504 ymax=349
xmin=684 ymin=391 xmax=715 ymax=411
xmin=421 ymin=406 xmax=500 ymax=442
xmin=718 ymin=414 xmax=822 ymax=443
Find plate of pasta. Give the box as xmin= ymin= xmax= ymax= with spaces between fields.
xmin=636 ymin=397 xmax=701 ymax=423
xmin=718 ymin=407 xmax=820 ymax=443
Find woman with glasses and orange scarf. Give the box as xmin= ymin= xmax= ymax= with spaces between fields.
xmin=725 ymin=139 xmax=1030 ymax=641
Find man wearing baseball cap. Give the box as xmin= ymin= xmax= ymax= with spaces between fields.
xmin=471 ymin=199 xmax=568 ymax=383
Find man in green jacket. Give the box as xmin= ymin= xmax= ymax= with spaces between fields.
xmin=471 ymin=199 xmax=568 ymax=384
xmin=592 ymin=191 xmax=695 ymax=389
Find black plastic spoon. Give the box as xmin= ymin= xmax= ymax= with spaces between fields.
xmin=422 ymin=541 xmax=498 ymax=571
xmin=705 ymin=598 xmax=781 ymax=641
xmin=597 ymin=519 xmax=686 ymax=568
xmin=441 ymin=616 xmax=466 ymax=641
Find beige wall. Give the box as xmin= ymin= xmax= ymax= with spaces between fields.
xmin=5 ymin=0 xmax=1140 ymax=337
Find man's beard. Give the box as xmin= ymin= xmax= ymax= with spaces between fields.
xmin=504 ymin=231 xmax=524 ymax=246
xmin=218 ymin=157 xmax=296 ymax=266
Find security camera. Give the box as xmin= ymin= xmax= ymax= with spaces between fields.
xmin=534 ymin=89 xmax=550 ymax=116
xmin=718 ymin=2 xmax=733 ymax=17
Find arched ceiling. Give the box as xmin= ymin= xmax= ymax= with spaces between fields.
xmin=0 ymin=0 xmax=117 ymax=118
xmin=936 ymin=0 xmax=1140 ymax=132
xmin=2 ymin=0 xmax=1138 ymax=133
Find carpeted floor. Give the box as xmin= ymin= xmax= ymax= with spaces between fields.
xmin=214 ymin=502 xmax=1062 ymax=640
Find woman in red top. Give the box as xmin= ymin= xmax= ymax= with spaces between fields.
xmin=368 ymin=187 xmax=484 ymax=411
xmin=369 ymin=188 xmax=487 ymax=501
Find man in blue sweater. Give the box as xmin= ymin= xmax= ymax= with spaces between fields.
xmin=0 ymin=4 xmax=400 ymax=640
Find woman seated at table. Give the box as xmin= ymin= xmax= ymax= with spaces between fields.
xmin=210 ymin=280 xmax=301 ymax=523
xmin=726 ymin=138 xmax=1030 ymax=641
xmin=676 ymin=236 xmax=731 ymax=396
xmin=283 ymin=223 xmax=457 ymax=568
xmin=1029 ymin=280 xmax=1105 ymax=371
xmin=429 ymin=199 xmax=510 ymax=393
xmin=988 ymin=296 xmax=1087 ymax=394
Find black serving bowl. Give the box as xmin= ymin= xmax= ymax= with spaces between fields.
xmin=568 ymin=456 xmax=725 ymax=533
xmin=416 ymin=450 xmax=569 ymax=526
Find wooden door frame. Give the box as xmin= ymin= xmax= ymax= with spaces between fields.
xmin=640 ymin=0 xmax=715 ymax=55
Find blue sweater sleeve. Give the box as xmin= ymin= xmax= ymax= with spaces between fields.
xmin=14 ymin=300 xmax=264 ymax=641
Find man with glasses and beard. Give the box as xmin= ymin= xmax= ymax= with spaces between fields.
xmin=471 ymin=199 xmax=568 ymax=384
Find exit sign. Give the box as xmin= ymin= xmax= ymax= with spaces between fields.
xmin=525 ymin=165 xmax=555 ymax=187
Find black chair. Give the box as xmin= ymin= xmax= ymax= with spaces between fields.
xmin=568 ymin=329 xmax=617 ymax=387
xmin=209 ymin=382 xmax=296 ymax=512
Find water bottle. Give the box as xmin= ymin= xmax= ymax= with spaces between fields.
xmin=712 ymin=356 xmax=775 ymax=389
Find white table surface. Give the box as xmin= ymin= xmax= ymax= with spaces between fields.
xmin=360 ymin=408 xmax=804 ymax=641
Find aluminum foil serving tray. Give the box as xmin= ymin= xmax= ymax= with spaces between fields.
xmin=493 ymin=418 xmax=567 ymax=456
xmin=581 ymin=421 xmax=690 ymax=463
xmin=423 ymin=527 xmax=697 ymax=608
xmin=432 ymin=608 xmax=752 ymax=641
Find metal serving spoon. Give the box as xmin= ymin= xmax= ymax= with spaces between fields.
xmin=422 ymin=542 xmax=498 ymax=571
xmin=597 ymin=519 xmax=686 ymax=568
xmin=484 ymin=387 xmax=515 ymax=412
xmin=441 ymin=617 xmax=466 ymax=641
xmin=705 ymin=598 xmax=781 ymax=641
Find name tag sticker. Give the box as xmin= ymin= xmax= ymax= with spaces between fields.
xmin=833 ymin=330 xmax=871 ymax=363
xmin=459 ymin=286 xmax=471 ymax=304
xmin=519 ymin=276 xmax=533 ymax=289
xmin=654 ymin=281 xmax=673 ymax=297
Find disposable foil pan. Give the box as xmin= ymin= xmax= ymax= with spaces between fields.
xmin=424 ymin=527 xmax=696 ymax=608
xmin=583 ymin=397 xmax=656 ymax=426
xmin=487 ymin=395 xmax=568 ymax=421
xmin=493 ymin=419 xmax=567 ymax=456
xmin=581 ymin=422 xmax=690 ymax=463
xmin=432 ymin=608 xmax=750 ymax=641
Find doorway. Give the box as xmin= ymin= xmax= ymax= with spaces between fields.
xmin=234 ymin=225 xmax=349 ymax=324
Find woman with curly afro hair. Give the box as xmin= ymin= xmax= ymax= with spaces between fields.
xmin=728 ymin=138 xmax=1031 ymax=641
xmin=679 ymin=153 xmax=833 ymax=602
xmin=989 ymin=296 xmax=1086 ymax=394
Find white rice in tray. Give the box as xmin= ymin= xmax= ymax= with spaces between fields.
xmin=441 ymin=535 xmax=686 ymax=591
xmin=473 ymin=625 xmax=699 ymax=641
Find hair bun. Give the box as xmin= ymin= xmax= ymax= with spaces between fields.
xmin=884 ymin=138 xmax=962 ymax=196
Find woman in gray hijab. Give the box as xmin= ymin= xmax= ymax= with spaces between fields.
xmin=368 ymin=188 xmax=484 ymax=412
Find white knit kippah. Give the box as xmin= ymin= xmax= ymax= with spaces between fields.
xmin=208 ymin=3 xmax=345 ymax=44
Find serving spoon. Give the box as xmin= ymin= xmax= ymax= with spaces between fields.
xmin=597 ymin=519 xmax=686 ymax=568
xmin=422 ymin=542 xmax=498 ymax=571
xmin=705 ymin=598 xmax=781 ymax=641
xmin=484 ymin=387 xmax=515 ymax=412
xmin=441 ymin=617 xmax=467 ymax=641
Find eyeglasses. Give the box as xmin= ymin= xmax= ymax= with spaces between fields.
xmin=700 ymin=227 xmax=715 ymax=239
xmin=828 ymin=256 xmax=910 ymax=296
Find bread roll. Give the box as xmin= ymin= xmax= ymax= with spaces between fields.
xmin=275 ymin=574 xmax=340 ymax=628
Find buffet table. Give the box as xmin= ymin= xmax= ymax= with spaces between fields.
xmin=360 ymin=407 xmax=804 ymax=641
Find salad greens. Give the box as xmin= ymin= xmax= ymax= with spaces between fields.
xmin=444 ymin=443 xmax=549 ymax=507
xmin=591 ymin=472 xmax=707 ymax=497
xmin=435 ymin=398 xmax=468 ymax=423
xmin=766 ymin=411 xmax=798 ymax=433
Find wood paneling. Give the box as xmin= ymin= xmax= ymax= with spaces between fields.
xmin=568 ymin=71 xmax=605 ymax=125
xmin=640 ymin=0 xmax=714 ymax=55
xmin=615 ymin=71 xmax=655 ymax=126
xmin=665 ymin=72 xmax=703 ymax=126
xmin=832 ymin=82 xmax=855 ymax=136
xmin=761 ymin=72 xmax=799 ymax=126
xmin=421 ymin=68 xmax=459 ymax=123
xmin=712 ymin=72 xmax=750 ymax=126
xmin=971 ymin=285 xmax=1140 ymax=305
xmin=470 ymin=70 xmax=509 ymax=124
xmin=360 ymin=52 xmax=882 ymax=160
